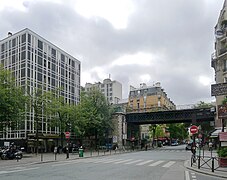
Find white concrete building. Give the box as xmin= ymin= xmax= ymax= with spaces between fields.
xmin=85 ymin=78 xmax=122 ymax=104
xmin=0 ymin=28 xmax=80 ymax=147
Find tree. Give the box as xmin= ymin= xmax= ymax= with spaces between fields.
xmin=168 ymin=123 xmax=188 ymax=140
xmin=27 ymin=88 xmax=52 ymax=154
xmin=193 ymin=101 xmax=216 ymax=137
xmin=77 ymin=90 xmax=113 ymax=148
xmin=0 ymin=66 xmax=27 ymax=132
xmin=194 ymin=101 xmax=213 ymax=108
xmin=45 ymin=89 xmax=72 ymax=147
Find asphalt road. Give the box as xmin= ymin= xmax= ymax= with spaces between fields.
xmin=0 ymin=145 xmax=225 ymax=180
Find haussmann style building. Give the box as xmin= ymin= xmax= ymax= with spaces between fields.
xmin=211 ymin=0 xmax=227 ymax=131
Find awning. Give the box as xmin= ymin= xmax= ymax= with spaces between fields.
xmin=210 ymin=127 xmax=226 ymax=138
xmin=219 ymin=132 xmax=227 ymax=141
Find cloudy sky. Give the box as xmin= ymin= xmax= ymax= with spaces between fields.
xmin=0 ymin=0 xmax=224 ymax=105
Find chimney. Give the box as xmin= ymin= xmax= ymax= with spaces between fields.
xmin=8 ymin=32 xmax=12 ymax=37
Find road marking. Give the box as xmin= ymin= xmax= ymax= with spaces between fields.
xmin=125 ymin=160 xmax=142 ymax=165
xmin=102 ymin=159 xmax=123 ymax=163
xmin=149 ymin=160 xmax=164 ymax=166
xmin=162 ymin=161 xmax=176 ymax=168
xmin=185 ymin=171 xmax=190 ymax=180
xmin=114 ymin=159 xmax=133 ymax=164
xmin=136 ymin=160 xmax=154 ymax=166
xmin=0 ymin=167 xmax=40 ymax=175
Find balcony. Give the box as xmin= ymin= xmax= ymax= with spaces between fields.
xmin=219 ymin=47 xmax=227 ymax=55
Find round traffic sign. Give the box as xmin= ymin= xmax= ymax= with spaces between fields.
xmin=190 ymin=125 xmax=198 ymax=134
xmin=65 ymin=132 xmax=70 ymax=139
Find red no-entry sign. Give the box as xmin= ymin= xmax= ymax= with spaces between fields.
xmin=65 ymin=132 xmax=70 ymax=139
xmin=190 ymin=125 xmax=198 ymax=134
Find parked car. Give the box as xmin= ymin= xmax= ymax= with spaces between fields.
xmin=171 ymin=140 xmax=178 ymax=146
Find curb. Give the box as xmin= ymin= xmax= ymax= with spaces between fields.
xmin=184 ymin=160 xmax=227 ymax=179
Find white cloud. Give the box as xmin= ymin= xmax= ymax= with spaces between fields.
xmin=140 ymin=74 xmax=151 ymax=83
xmin=111 ymin=52 xmax=154 ymax=66
xmin=72 ymin=0 xmax=135 ymax=29
xmin=199 ymin=75 xmax=212 ymax=86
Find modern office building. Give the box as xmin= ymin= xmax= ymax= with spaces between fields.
xmin=0 ymin=28 xmax=80 ymax=150
xmin=211 ymin=0 xmax=227 ymax=128
xmin=85 ymin=78 xmax=122 ymax=104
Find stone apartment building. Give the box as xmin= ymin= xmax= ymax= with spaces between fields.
xmin=212 ymin=0 xmax=227 ymax=129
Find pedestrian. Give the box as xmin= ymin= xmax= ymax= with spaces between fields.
xmin=208 ymin=141 xmax=213 ymax=151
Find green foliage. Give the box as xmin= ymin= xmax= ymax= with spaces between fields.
xmin=77 ymin=90 xmax=113 ymax=140
xmin=194 ymin=101 xmax=213 ymax=108
xmin=222 ymin=98 xmax=227 ymax=105
xmin=149 ymin=124 xmax=165 ymax=138
xmin=217 ymin=147 xmax=227 ymax=157
xmin=0 ymin=66 xmax=27 ymax=131
xmin=168 ymin=123 xmax=188 ymax=140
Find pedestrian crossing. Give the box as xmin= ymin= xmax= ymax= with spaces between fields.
xmin=52 ymin=158 xmax=176 ymax=168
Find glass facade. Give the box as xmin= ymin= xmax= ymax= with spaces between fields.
xmin=0 ymin=28 xmax=81 ymax=140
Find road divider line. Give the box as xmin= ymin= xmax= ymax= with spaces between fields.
xmin=185 ymin=171 xmax=190 ymax=180
xmin=0 ymin=167 xmax=40 ymax=175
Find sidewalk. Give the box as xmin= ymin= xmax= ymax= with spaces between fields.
xmin=184 ymin=150 xmax=227 ymax=179
xmin=0 ymin=149 xmax=132 ymax=168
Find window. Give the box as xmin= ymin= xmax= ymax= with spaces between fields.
xmin=224 ymin=60 xmax=227 ymax=72
xmin=38 ymin=40 xmax=43 ymax=50
xmin=28 ymin=34 xmax=31 ymax=43
xmin=51 ymin=48 xmax=56 ymax=57
xmin=21 ymin=51 xmax=26 ymax=60
xmin=22 ymin=34 xmax=26 ymax=43
xmin=61 ymin=54 xmax=65 ymax=62
xmin=38 ymin=56 xmax=42 ymax=65
xmin=37 ymin=73 xmax=42 ymax=81
xmin=21 ymin=69 xmax=25 ymax=77
xmin=12 ymin=38 xmax=16 ymax=47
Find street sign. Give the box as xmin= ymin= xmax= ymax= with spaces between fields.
xmin=211 ymin=83 xmax=227 ymax=96
xmin=190 ymin=125 xmax=198 ymax=134
xmin=218 ymin=105 xmax=227 ymax=118
xmin=65 ymin=132 xmax=70 ymax=139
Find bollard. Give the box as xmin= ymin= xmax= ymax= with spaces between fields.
xmin=212 ymin=157 xmax=214 ymax=172
xmin=198 ymin=155 xmax=200 ymax=169
xmin=41 ymin=152 xmax=43 ymax=162
xmin=54 ymin=147 xmax=57 ymax=161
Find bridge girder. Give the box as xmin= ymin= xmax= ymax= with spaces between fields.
xmin=125 ymin=108 xmax=215 ymax=125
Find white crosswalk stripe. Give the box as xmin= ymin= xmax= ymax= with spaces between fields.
xmin=102 ymin=159 xmax=124 ymax=163
xmin=162 ymin=161 xmax=176 ymax=168
xmin=136 ymin=160 xmax=154 ymax=166
xmin=149 ymin=160 xmax=165 ymax=166
xmin=114 ymin=159 xmax=133 ymax=164
xmin=124 ymin=160 xmax=143 ymax=165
